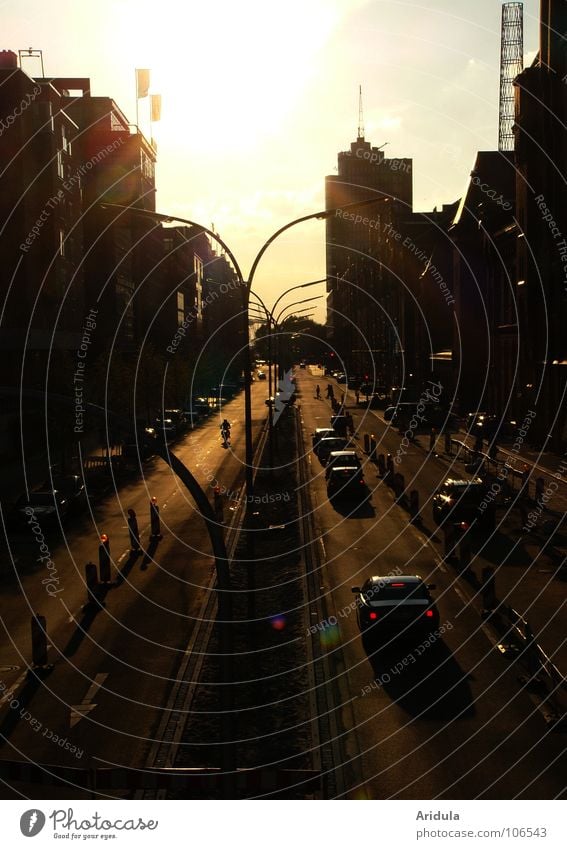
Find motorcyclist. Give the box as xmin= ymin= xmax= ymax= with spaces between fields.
xmin=220 ymin=419 xmax=231 ymax=443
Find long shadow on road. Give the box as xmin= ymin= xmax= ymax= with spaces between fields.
xmin=363 ymin=636 xmax=476 ymax=721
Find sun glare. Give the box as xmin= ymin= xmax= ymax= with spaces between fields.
xmin=121 ymin=0 xmax=343 ymax=154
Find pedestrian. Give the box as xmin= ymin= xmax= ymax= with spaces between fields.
xmin=127 ymin=508 xmax=141 ymax=552
xmin=316 ymin=384 xmax=321 ymax=400
xmin=150 ymin=496 xmax=162 ymax=539
xmin=355 ymin=389 xmax=360 ymax=405
xmin=346 ymin=412 xmax=354 ymax=436
xmin=474 ymin=432 xmax=483 ymax=453
xmin=340 ymin=392 xmax=345 ymax=407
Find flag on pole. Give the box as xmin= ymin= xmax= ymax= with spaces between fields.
xmin=136 ymin=69 xmax=150 ymax=98
xmin=150 ymin=94 xmax=162 ymax=122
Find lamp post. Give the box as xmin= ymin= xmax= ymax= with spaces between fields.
xmin=102 ymin=198 xmax=383 ymax=501
xmin=249 ymin=290 xmax=322 ymax=469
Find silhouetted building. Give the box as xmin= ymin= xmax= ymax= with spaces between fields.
xmin=451 ymin=151 xmax=518 ymax=417
xmin=325 ymin=132 xmax=413 ymax=383
xmin=514 ymin=0 xmax=567 ymax=449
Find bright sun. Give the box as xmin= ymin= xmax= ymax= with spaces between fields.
xmin=120 ymin=0 xmax=341 ymax=154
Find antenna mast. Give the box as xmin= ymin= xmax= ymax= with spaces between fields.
xmin=499 ymin=2 xmax=523 ymax=151
xmin=357 ymin=85 xmax=365 ymax=141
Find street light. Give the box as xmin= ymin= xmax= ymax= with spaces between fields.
xmin=101 ymin=198 xmax=384 ymax=508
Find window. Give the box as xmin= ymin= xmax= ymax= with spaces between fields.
xmin=57 ymin=150 xmax=65 ymax=180
xmin=177 ymin=291 xmax=185 ymax=326
xmin=194 ymin=254 xmax=204 ymax=321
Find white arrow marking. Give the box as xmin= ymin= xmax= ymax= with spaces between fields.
xmin=70 ymin=672 xmax=108 ymax=728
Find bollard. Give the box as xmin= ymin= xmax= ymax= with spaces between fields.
xmin=481 ymin=566 xmax=496 ymax=615
xmin=535 ymin=476 xmax=545 ymax=503
xmin=409 ymin=489 xmax=420 ymax=522
xmin=444 ymin=432 xmax=452 ymax=455
xmin=85 ymin=561 xmax=98 ymax=607
xmin=429 ymin=428 xmax=437 ymax=452
xmin=364 ymin=433 xmax=370 ymax=454
xmin=127 ymin=509 xmax=141 ymax=552
xmin=377 ymin=453 xmax=386 ymax=477
xmin=150 ymin=496 xmax=162 ymax=538
xmin=99 ymin=534 xmax=111 ymax=583
xmin=369 ymin=435 xmax=377 ymax=462
xmin=443 ymin=525 xmax=456 ymax=561
xmin=393 ymin=473 xmax=405 ymax=503
xmin=386 ymin=454 xmax=394 ymax=485
xmin=459 ymin=534 xmax=472 ymax=573
xmin=31 ymin=613 xmax=48 ymax=668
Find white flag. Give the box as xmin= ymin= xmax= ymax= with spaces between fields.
xmin=150 ymin=93 xmax=162 ymax=122
xmin=136 ymin=69 xmax=150 ymax=98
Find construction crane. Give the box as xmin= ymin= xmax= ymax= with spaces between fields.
xmin=499 ymin=2 xmax=524 ymax=151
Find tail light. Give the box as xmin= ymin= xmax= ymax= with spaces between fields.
xmin=425 ymin=609 xmax=435 ymax=618
xmin=369 ymin=611 xmax=378 ymax=621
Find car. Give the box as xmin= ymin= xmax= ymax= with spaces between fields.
xmin=45 ymin=474 xmax=86 ymax=511
xmin=432 ymin=477 xmax=495 ymax=529
xmin=327 ymin=466 xmax=369 ymax=502
xmin=257 ymin=370 xmax=267 ymax=380
xmin=384 ymin=403 xmax=413 ymax=421
xmin=325 ymin=450 xmax=362 ymax=479
xmin=351 ymin=575 xmax=439 ymax=636
xmin=10 ymin=488 xmax=71 ymax=527
xmin=330 ymin=414 xmax=349 ymax=437
xmin=335 ymin=373 xmax=347 ymax=384
xmin=312 ymin=428 xmax=335 ymax=452
xmin=317 ymin=436 xmax=349 ymax=464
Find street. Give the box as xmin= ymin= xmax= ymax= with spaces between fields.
xmin=296 ymin=367 xmax=567 ymax=798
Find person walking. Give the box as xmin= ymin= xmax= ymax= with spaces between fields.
xmin=127 ymin=508 xmax=141 ymax=552
xmin=150 ymin=496 xmax=162 ymax=539
xmin=355 ymin=389 xmax=360 ymax=405
xmin=316 ymin=384 xmax=321 ymax=400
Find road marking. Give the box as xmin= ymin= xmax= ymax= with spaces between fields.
xmin=454 ymin=586 xmax=471 ymax=609
xmin=70 ymin=672 xmax=108 ymax=728
xmin=0 ymin=670 xmax=27 ymax=705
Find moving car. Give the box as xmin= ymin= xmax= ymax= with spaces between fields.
xmin=351 ymin=575 xmax=439 ymax=636
xmin=327 ymin=466 xmax=369 ymax=502
xmin=432 ymin=477 xmax=495 ymax=529
xmin=257 ymin=370 xmax=267 ymax=380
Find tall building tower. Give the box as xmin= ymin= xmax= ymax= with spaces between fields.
xmin=325 ymin=92 xmax=412 ymax=379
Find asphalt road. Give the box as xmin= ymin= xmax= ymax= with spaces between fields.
xmin=297 ymin=368 xmax=567 ymax=799
xmin=0 ymin=383 xmax=268 ymax=793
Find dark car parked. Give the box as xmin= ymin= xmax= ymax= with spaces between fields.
xmin=317 ymin=437 xmax=349 ymax=464
xmin=352 ymin=575 xmax=439 ymax=637
xmin=312 ymin=428 xmax=336 ymax=453
xmin=325 ymin=450 xmax=362 ymax=479
xmin=327 ymin=466 xmax=369 ymax=503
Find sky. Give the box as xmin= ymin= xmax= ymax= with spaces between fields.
xmin=2 ymin=0 xmax=540 ymax=322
